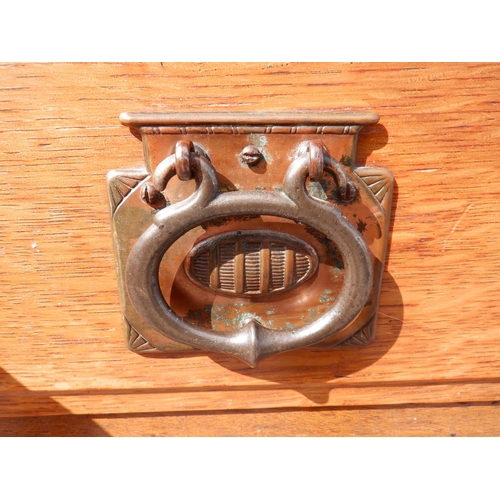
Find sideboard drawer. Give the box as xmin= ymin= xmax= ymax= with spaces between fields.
xmin=1 ymin=62 xmax=499 ymax=436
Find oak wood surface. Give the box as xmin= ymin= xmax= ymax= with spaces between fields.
xmin=1 ymin=63 xmax=500 ymax=434
xmin=1 ymin=404 xmax=498 ymax=437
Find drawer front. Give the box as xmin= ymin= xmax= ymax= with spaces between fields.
xmin=1 ymin=63 xmax=500 ymax=435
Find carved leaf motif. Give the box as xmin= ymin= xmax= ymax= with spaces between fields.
xmin=342 ymin=317 xmax=375 ymax=346
xmin=107 ymin=168 xmax=148 ymax=213
xmin=355 ymin=168 xmax=392 ymax=213
xmin=125 ymin=320 xmax=156 ymax=353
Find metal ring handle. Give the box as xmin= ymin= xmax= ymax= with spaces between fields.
xmin=127 ymin=142 xmax=372 ymax=366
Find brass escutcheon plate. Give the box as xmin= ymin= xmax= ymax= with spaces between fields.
xmin=107 ymin=112 xmax=393 ymax=365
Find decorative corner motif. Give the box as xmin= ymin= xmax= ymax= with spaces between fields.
xmin=107 ymin=167 xmax=148 ymax=214
xmin=125 ymin=319 xmax=157 ymax=353
xmin=341 ymin=316 xmax=376 ymax=346
xmin=355 ymin=167 xmax=393 ymax=214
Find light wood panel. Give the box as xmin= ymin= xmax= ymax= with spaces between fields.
xmin=1 ymin=404 xmax=499 ymax=437
xmin=1 ymin=63 xmax=500 ymax=433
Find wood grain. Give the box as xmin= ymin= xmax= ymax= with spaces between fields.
xmin=1 ymin=404 xmax=499 ymax=437
xmin=1 ymin=63 xmax=500 ymax=434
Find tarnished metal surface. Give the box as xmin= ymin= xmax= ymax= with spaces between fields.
xmin=107 ymin=112 xmax=393 ymax=365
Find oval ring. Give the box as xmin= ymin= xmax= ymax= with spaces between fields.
xmin=126 ymin=148 xmax=372 ymax=366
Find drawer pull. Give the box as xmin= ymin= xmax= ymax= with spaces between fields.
xmin=108 ymin=111 xmax=393 ymax=365
xmin=126 ymin=139 xmax=372 ymax=366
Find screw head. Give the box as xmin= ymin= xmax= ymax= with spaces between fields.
xmin=239 ymin=145 xmax=262 ymax=166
